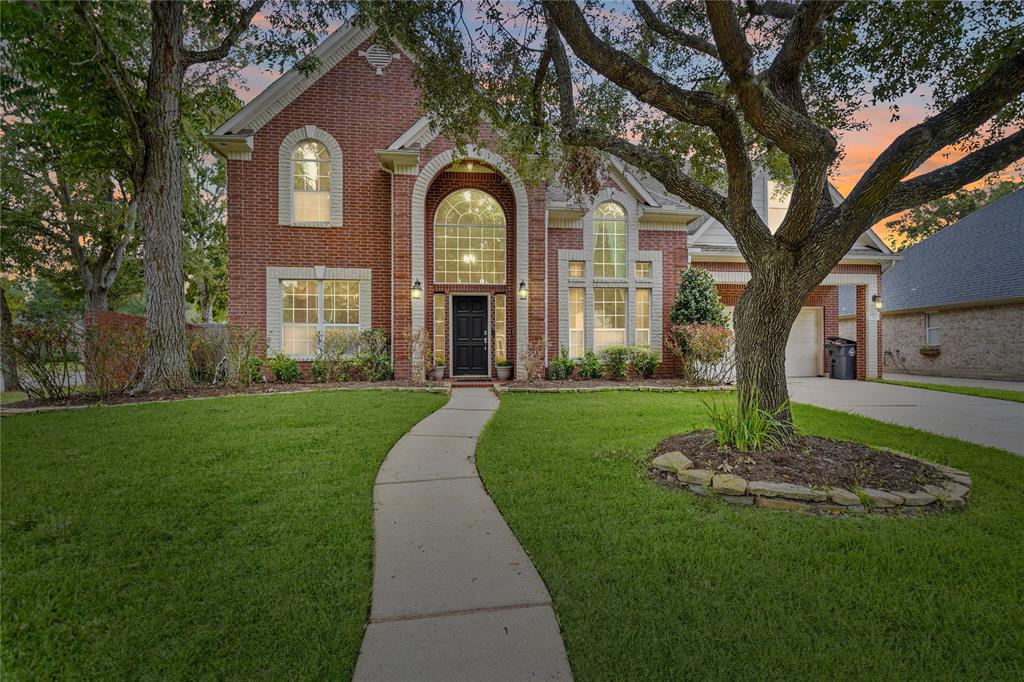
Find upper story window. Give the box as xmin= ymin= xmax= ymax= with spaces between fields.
xmin=279 ymin=125 xmax=342 ymax=227
xmin=293 ymin=141 xmax=331 ymax=224
xmin=434 ymin=189 xmax=506 ymax=284
xmin=594 ymin=202 xmax=626 ymax=278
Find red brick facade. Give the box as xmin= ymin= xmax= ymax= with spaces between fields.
xmin=223 ymin=30 xmax=887 ymax=382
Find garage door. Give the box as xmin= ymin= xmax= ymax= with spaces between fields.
xmin=725 ymin=306 xmax=823 ymax=377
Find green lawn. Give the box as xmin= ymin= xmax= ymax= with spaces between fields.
xmin=872 ymin=378 xmax=1024 ymax=403
xmin=1 ymin=389 xmax=446 ymax=680
xmin=477 ymin=393 xmax=1024 ymax=681
xmin=1 ymin=390 xmax=27 ymax=404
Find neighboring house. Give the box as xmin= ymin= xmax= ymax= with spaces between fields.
xmin=882 ymin=188 xmax=1024 ymax=380
xmin=209 ymin=23 xmax=896 ymax=381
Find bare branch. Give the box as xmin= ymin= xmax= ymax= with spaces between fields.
xmin=632 ymin=1 xmax=718 ymax=58
xmin=183 ymin=1 xmax=265 ymax=66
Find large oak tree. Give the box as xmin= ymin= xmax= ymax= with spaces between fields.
xmin=363 ymin=0 xmax=1024 ymax=435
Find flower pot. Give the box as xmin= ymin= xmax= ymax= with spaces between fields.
xmin=430 ymin=366 xmax=445 ymax=381
xmin=496 ymin=365 xmax=513 ymax=381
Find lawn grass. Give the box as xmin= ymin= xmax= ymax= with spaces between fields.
xmin=476 ymin=392 xmax=1024 ymax=681
xmin=1 ymin=389 xmax=446 ymax=680
xmin=0 ymin=390 xmax=27 ymax=404
xmin=871 ymin=377 xmax=1024 ymax=403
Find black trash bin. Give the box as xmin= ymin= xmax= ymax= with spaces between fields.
xmin=825 ymin=336 xmax=857 ymax=379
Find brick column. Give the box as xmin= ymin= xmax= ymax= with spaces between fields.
xmin=392 ymin=174 xmax=415 ymax=379
xmin=855 ymin=284 xmax=867 ymax=380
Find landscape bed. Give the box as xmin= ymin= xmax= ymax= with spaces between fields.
xmin=476 ymin=392 xmax=1024 ymax=680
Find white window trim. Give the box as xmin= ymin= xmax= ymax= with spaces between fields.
xmin=556 ymin=188 xmax=663 ymax=358
xmin=279 ymin=125 xmax=343 ymax=228
xmin=266 ymin=266 xmax=371 ymax=359
xmin=925 ymin=312 xmax=941 ymax=346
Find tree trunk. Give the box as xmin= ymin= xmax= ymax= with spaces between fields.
xmin=137 ymin=0 xmax=190 ymax=392
xmin=0 ymin=286 xmax=21 ymax=391
xmin=732 ymin=262 xmax=807 ymax=438
xmin=85 ymin=286 xmax=109 ymax=312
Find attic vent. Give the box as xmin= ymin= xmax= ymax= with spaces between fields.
xmin=359 ymin=44 xmax=400 ymax=75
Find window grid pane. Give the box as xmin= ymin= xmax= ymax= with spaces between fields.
xmin=594 ymin=203 xmax=626 ymax=278
xmin=494 ymin=294 xmax=507 ymax=362
xmin=594 ymin=288 xmax=626 ymax=353
xmin=635 ymin=261 xmax=652 ymax=279
xmin=323 ymin=280 xmax=359 ymax=325
xmin=569 ymin=288 xmax=585 ymax=359
xmin=294 ymin=191 xmax=329 ymax=223
xmin=568 ymin=260 xmax=585 ymax=278
xmin=636 ymin=288 xmax=651 ymax=348
xmin=282 ymin=279 xmax=319 ymax=357
xmin=433 ymin=294 xmax=446 ymax=364
xmin=434 ymin=190 xmax=507 ymax=285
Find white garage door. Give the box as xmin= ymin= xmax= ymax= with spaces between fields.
xmin=725 ymin=306 xmax=823 ymax=377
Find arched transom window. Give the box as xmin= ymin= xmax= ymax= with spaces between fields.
xmin=594 ymin=201 xmax=626 ymax=278
xmin=292 ymin=140 xmax=330 ymax=223
xmin=434 ymin=189 xmax=507 ymax=284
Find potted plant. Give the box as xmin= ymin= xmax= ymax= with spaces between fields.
xmin=430 ymin=355 xmax=446 ymax=381
xmin=919 ymin=345 xmax=941 ymax=358
xmin=495 ymin=356 xmax=513 ymax=381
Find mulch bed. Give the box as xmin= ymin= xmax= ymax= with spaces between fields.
xmin=655 ymin=430 xmax=946 ymax=491
xmin=514 ymin=379 xmax=730 ymax=389
xmin=4 ymin=380 xmax=446 ymax=409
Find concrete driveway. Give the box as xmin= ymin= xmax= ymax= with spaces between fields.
xmin=789 ymin=377 xmax=1024 ymax=456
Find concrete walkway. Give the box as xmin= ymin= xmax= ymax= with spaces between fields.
xmin=883 ymin=373 xmax=1024 ymax=392
xmin=354 ymin=389 xmax=572 ymax=681
xmin=789 ymin=377 xmax=1024 ymax=455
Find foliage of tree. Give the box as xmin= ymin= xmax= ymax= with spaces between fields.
xmin=885 ymin=178 xmax=1022 ymax=250
xmin=3 ymin=0 xmax=349 ymax=391
xmin=670 ymin=267 xmax=728 ymax=326
xmin=361 ymin=0 xmax=1024 ymax=436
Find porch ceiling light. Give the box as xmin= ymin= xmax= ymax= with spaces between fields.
xmin=872 ymin=294 xmax=883 ymax=311
xmin=411 ymin=280 xmax=423 ymax=299
xmin=518 ymin=280 xmax=528 ymax=300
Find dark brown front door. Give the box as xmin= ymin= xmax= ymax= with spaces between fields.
xmin=453 ymin=296 xmax=488 ymax=375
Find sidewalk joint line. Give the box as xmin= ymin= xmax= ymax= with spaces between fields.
xmin=370 ymin=601 xmax=554 ymax=624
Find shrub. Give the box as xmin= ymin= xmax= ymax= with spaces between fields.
xmin=314 ymin=330 xmax=359 ymax=382
xmin=702 ymin=388 xmax=785 ymax=452
xmin=578 ymin=351 xmax=604 ymax=380
xmin=522 ymin=338 xmax=548 ymax=382
xmin=496 ymin=357 xmax=512 ymax=367
xmin=630 ymin=347 xmax=659 ymax=379
xmin=223 ymin=325 xmax=263 ymax=386
xmin=547 ymin=347 xmax=575 ymax=380
xmin=670 ymin=266 xmax=728 ymax=326
xmin=187 ymin=328 xmax=222 ymax=384
xmin=355 ymin=328 xmax=392 ymax=381
xmin=604 ymin=345 xmax=631 ymax=380
xmin=240 ymin=356 xmax=264 ymax=384
xmin=668 ymin=323 xmax=736 ymax=385
xmin=81 ymin=321 xmax=147 ymax=396
xmin=3 ymin=320 xmax=79 ymax=400
xmin=268 ymin=353 xmax=301 ymax=382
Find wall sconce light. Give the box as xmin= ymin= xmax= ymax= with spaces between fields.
xmin=872 ymin=294 xmax=883 ymax=311
xmin=411 ymin=280 xmax=422 ymax=300
xmin=518 ymin=280 xmax=528 ymax=300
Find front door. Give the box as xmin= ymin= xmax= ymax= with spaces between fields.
xmin=452 ymin=296 xmax=488 ymax=375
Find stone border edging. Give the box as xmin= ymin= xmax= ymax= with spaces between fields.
xmin=0 ymin=384 xmax=451 ymax=416
xmin=650 ymin=449 xmax=972 ymax=514
xmin=495 ymin=384 xmax=734 ymax=394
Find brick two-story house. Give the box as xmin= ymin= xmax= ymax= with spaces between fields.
xmin=209 ymin=23 xmax=896 ymax=381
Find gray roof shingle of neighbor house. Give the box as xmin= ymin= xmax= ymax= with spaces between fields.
xmin=882 ymin=187 xmax=1024 ymax=313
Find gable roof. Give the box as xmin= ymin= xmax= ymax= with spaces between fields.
xmin=883 ymin=188 xmax=1024 ymax=312
xmin=213 ymin=22 xmax=377 ymax=137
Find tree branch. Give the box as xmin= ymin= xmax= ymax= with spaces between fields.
xmin=766 ymin=0 xmax=843 ymax=105
xmin=842 ymin=48 xmax=1024 ymax=228
xmin=182 ymin=1 xmax=265 ymax=66
xmin=632 ymin=1 xmax=718 ymax=58
xmin=543 ymin=0 xmax=754 ymax=222
xmin=881 ymin=129 xmax=1024 ymax=220
xmin=745 ymin=0 xmax=799 ymax=20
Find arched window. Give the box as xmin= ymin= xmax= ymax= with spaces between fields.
xmin=594 ymin=201 xmax=626 ymax=278
xmin=434 ymin=189 xmax=506 ymax=284
xmin=292 ymin=140 xmax=331 ymax=224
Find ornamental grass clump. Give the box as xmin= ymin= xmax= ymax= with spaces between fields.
xmin=703 ymin=388 xmax=786 ymax=452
